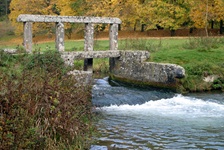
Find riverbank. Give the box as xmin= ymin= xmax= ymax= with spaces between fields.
xmin=1 ymin=33 xmax=224 ymax=93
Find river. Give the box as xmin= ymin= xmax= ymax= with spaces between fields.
xmin=91 ymin=77 xmax=224 ymax=149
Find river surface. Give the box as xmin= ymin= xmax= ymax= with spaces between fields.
xmin=92 ymin=77 xmax=224 ymax=150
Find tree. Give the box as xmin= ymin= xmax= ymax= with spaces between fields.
xmin=9 ymin=0 xmax=58 ymax=34
xmin=141 ymin=0 xmax=189 ymax=35
xmin=86 ymin=0 xmax=143 ymax=31
xmin=0 ymin=0 xmax=11 ymax=18
xmin=56 ymin=0 xmax=88 ymax=38
xmin=189 ymin=0 xmax=224 ymax=35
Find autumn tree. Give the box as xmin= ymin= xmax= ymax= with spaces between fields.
xmin=141 ymin=0 xmax=190 ymax=35
xmin=56 ymin=0 xmax=88 ymax=38
xmin=0 ymin=0 xmax=11 ymax=19
xmin=189 ymin=0 xmax=224 ymax=35
xmin=9 ymin=0 xmax=58 ymax=34
xmin=85 ymin=0 xmax=144 ymax=31
xmin=8 ymin=0 xmax=224 ymax=36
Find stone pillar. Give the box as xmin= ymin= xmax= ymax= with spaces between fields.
xmin=109 ymin=23 xmax=119 ymax=71
xmin=23 ymin=22 xmax=32 ymax=53
xmin=55 ymin=22 xmax=65 ymax=52
xmin=84 ymin=23 xmax=94 ymax=71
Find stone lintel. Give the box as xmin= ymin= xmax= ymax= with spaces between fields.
xmin=17 ymin=14 xmax=122 ymax=24
xmin=62 ymin=50 xmax=121 ymax=60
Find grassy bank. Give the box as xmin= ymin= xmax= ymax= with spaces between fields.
xmin=1 ymin=36 xmax=224 ymax=92
xmin=0 ymin=51 xmax=95 ymax=149
xmin=119 ymin=37 xmax=224 ymax=92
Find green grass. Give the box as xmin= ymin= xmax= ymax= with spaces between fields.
xmin=148 ymin=37 xmax=224 ymax=92
xmin=0 ymin=39 xmax=110 ymax=51
xmin=2 ymin=37 xmax=224 ymax=92
xmin=118 ymin=37 xmax=224 ymax=92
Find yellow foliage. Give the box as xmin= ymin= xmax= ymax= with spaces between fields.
xmin=141 ymin=0 xmax=188 ymax=30
xmin=8 ymin=0 xmax=224 ymax=34
xmin=9 ymin=0 xmax=58 ymax=35
xmin=190 ymin=0 xmax=224 ymax=28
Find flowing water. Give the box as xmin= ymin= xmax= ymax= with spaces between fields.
xmin=92 ymin=77 xmax=224 ymax=149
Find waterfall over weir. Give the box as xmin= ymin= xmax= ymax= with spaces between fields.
xmin=91 ymin=77 xmax=224 ymax=150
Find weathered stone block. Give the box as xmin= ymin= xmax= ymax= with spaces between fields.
xmin=67 ymin=70 xmax=92 ymax=86
xmin=110 ymin=50 xmax=185 ymax=90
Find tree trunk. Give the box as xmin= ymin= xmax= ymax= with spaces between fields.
xmin=5 ymin=0 xmax=7 ymax=16
xmin=118 ymin=24 xmax=121 ymax=31
xmin=211 ymin=21 xmax=214 ymax=29
xmin=134 ymin=22 xmax=137 ymax=31
xmin=189 ymin=28 xmax=194 ymax=34
xmin=141 ymin=24 xmax=145 ymax=32
xmin=170 ymin=29 xmax=175 ymax=36
xmin=205 ymin=0 xmax=209 ymax=37
xmin=220 ymin=20 xmax=223 ymax=34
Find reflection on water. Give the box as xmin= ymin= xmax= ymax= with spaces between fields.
xmin=92 ymin=77 xmax=224 ymax=149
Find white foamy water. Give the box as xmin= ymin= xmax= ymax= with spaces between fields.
xmin=93 ymin=78 xmax=224 ymax=149
xmin=99 ymin=94 xmax=224 ymax=119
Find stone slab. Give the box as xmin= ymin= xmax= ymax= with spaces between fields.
xmin=17 ymin=14 xmax=122 ymax=24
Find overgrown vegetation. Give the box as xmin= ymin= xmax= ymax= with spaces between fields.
xmin=115 ymin=37 xmax=224 ymax=92
xmin=0 ymin=50 xmax=95 ymax=149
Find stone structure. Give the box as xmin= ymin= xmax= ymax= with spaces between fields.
xmin=17 ymin=14 xmax=185 ymax=90
xmin=67 ymin=70 xmax=92 ymax=86
xmin=61 ymin=50 xmax=120 ymax=66
xmin=110 ymin=51 xmax=185 ymax=89
xmin=17 ymin=14 xmax=121 ymax=85
xmin=55 ymin=22 xmax=65 ymax=52
xmin=17 ymin=14 xmax=121 ymax=57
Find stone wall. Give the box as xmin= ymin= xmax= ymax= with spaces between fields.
xmin=110 ymin=50 xmax=185 ymax=90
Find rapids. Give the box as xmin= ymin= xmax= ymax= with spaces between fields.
xmin=92 ymin=77 xmax=224 ymax=149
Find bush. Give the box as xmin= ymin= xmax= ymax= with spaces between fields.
xmin=212 ymin=78 xmax=224 ymax=91
xmin=0 ymin=51 xmax=95 ymax=149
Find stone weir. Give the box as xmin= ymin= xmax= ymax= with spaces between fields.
xmin=109 ymin=50 xmax=185 ymax=90
xmin=17 ymin=14 xmax=185 ymax=90
xmin=61 ymin=50 xmax=185 ymax=90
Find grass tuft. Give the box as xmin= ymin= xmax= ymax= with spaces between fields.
xmin=119 ymin=38 xmax=162 ymax=52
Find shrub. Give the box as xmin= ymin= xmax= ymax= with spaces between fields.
xmin=212 ymin=78 xmax=224 ymax=91
xmin=0 ymin=51 xmax=95 ymax=149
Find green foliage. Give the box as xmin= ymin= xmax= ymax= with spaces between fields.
xmin=212 ymin=78 xmax=224 ymax=90
xmin=23 ymin=51 xmax=66 ymax=73
xmin=185 ymin=63 xmax=213 ymax=76
xmin=0 ymin=51 xmax=95 ymax=149
xmin=0 ymin=50 xmax=12 ymax=67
